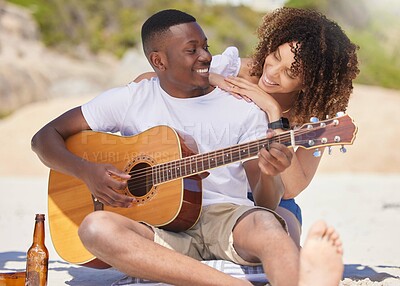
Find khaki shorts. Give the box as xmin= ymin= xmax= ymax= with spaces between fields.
xmin=149 ymin=203 xmax=287 ymax=266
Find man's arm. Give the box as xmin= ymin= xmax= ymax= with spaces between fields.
xmin=243 ymin=142 xmax=293 ymax=210
xmin=31 ymin=106 xmax=133 ymax=207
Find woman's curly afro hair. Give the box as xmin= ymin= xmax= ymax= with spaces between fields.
xmin=251 ymin=7 xmax=360 ymax=126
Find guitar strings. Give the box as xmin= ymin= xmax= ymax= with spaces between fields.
xmin=126 ymin=128 xmax=314 ymax=185
xmin=126 ymin=125 xmax=331 ymax=186
xmin=124 ymin=124 xmax=337 ymax=190
xmin=132 ymin=114 xmax=355 ymax=190
xmin=126 ymin=124 xmax=320 ymax=180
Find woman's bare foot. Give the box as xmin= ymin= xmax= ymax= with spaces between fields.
xmin=298 ymin=220 xmax=344 ymax=286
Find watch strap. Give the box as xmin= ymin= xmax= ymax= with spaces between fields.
xmin=268 ymin=117 xmax=290 ymax=130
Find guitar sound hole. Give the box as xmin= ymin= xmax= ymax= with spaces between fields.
xmin=127 ymin=162 xmax=153 ymax=197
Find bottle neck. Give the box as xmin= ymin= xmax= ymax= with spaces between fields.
xmin=32 ymin=216 xmax=45 ymax=245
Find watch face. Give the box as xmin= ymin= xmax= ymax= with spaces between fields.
xmin=281 ymin=117 xmax=290 ymax=129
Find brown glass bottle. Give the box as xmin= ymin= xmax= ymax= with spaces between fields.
xmin=25 ymin=214 xmax=49 ymax=286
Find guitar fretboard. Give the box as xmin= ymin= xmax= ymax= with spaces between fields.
xmin=152 ymin=136 xmax=289 ymax=185
xmin=131 ymin=114 xmax=355 ymax=186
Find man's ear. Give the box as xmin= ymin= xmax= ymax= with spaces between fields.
xmin=149 ymin=51 xmax=166 ymax=71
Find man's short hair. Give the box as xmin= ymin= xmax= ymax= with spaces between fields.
xmin=141 ymin=9 xmax=196 ymax=56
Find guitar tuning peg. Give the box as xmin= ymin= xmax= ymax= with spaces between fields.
xmin=328 ymin=146 xmax=332 ymax=155
xmin=340 ymin=145 xmax=347 ymax=153
xmin=313 ymin=148 xmax=321 ymax=157
xmin=336 ymin=111 xmax=345 ymax=117
xmin=310 ymin=117 xmax=319 ymax=123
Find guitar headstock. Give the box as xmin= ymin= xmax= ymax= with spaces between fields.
xmin=294 ymin=114 xmax=358 ymax=150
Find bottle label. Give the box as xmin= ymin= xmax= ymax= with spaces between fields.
xmin=26 ymin=251 xmax=48 ymax=286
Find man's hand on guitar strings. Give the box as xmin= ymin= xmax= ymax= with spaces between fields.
xmin=82 ymin=162 xmax=135 ymax=208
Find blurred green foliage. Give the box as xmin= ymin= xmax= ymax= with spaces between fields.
xmin=5 ymin=0 xmax=261 ymax=57
xmin=6 ymin=0 xmax=400 ymax=89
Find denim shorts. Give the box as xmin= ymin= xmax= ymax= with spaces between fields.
xmin=247 ymin=193 xmax=302 ymax=225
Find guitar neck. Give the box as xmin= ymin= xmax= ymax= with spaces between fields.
xmin=152 ymin=133 xmax=291 ymax=185
xmin=150 ymin=114 xmax=357 ymax=185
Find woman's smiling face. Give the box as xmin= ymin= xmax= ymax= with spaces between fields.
xmin=258 ymin=42 xmax=304 ymax=95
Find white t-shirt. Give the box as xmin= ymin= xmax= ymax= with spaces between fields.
xmin=81 ymin=77 xmax=268 ymax=206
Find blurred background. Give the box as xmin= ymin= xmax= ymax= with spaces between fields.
xmin=0 ymin=1 xmax=399 ymax=284
xmin=1 ymin=0 xmax=399 ymax=118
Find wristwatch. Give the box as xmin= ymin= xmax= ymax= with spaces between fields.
xmin=268 ymin=117 xmax=290 ymax=130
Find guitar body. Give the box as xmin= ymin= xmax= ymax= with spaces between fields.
xmin=48 ymin=125 xmax=203 ymax=268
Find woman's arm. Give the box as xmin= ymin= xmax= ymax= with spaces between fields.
xmin=243 ymin=140 xmax=293 ymax=210
xmin=280 ymin=147 xmax=324 ymax=199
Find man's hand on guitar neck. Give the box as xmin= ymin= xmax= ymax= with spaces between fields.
xmin=258 ymin=142 xmax=293 ymax=177
xmin=81 ymin=162 xmax=134 ymax=208
xmin=244 ymin=130 xmax=293 ymax=210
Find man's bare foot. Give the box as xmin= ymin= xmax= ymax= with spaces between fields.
xmin=298 ymin=220 xmax=344 ymax=286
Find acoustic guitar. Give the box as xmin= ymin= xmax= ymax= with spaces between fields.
xmin=48 ymin=114 xmax=357 ymax=268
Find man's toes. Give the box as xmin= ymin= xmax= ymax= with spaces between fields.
xmin=306 ymin=220 xmax=328 ymax=240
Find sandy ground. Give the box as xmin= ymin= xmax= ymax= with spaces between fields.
xmin=0 ymin=84 xmax=399 ymax=285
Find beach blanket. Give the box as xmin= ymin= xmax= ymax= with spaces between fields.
xmin=111 ymin=260 xmax=268 ymax=285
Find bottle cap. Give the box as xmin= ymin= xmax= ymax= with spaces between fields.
xmin=35 ymin=214 xmax=45 ymax=221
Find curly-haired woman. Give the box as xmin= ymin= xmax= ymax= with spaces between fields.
xmin=210 ymin=7 xmax=360 ymax=247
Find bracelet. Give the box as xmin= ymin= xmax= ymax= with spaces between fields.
xmin=268 ymin=117 xmax=290 ymax=130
